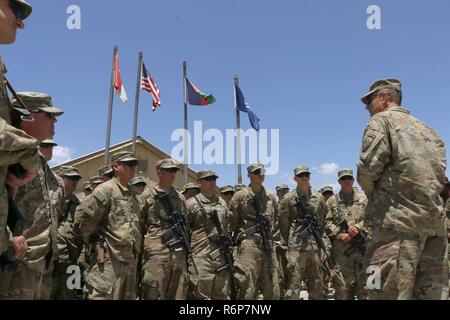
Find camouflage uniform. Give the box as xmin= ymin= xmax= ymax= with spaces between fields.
xmin=0 ymin=155 xmax=59 ymax=300
xmin=279 ymin=183 xmax=328 ymax=300
xmin=358 ymin=79 xmax=448 ymax=300
xmin=325 ymin=186 xmax=368 ymax=299
xmin=76 ymin=153 xmax=142 ymax=300
xmin=140 ymin=183 xmax=189 ymax=300
xmin=186 ymin=191 xmax=232 ymax=299
xmin=229 ymin=166 xmax=279 ymax=300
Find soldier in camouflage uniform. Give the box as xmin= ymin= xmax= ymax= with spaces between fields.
xmin=82 ymin=182 xmax=92 ymax=196
xmin=320 ymin=186 xmax=334 ymax=203
xmin=358 ymin=79 xmax=448 ymax=300
xmin=219 ymin=185 xmax=234 ymax=207
xmin=324 ymin=169 xmax=368 ymax=300
xmin=279 ymin=166 xmax=328 ymax=300
xmin=182 ymin=183 xmax=200 ymax=201
xmin=98 ymin=165 xmax=114 ymax=182
xmin=129 ymin=176 xmax=147 ymax=196
xmin=229 ymin=163 xmax=280 ymax=300
xmin=274 ymin=184 xmax=290 ymax=299
xmin=76 ymin=152 xmax=142 ymax=300
xmin=276 ymin=184 xmax=289 ymax=202
xmin=89 ymin=176 xmax=102 ymax=190
xmin=0 ymin=92 xmax=63 ymax=299
xmin=234 ymin=184 xmax=246 ymax=193
xmin=0 ymin=0 xmax=37 ymax=274
xmin=186 ymin=170 xmax=233 ymax=299
xmin=140 ymin=158 xmax=189 ymax=300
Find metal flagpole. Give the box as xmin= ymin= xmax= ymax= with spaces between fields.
xmin=234 ymin=75 xmax=243 ymax=184
xmin=104 ymin=45 xmax=117 ymax=164
xmin=132 ymin=52 xmax=143 ymax=154
xmin=183 ymin=61 xmax=188 ymax=184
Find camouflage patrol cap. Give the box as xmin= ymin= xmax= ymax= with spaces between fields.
xmin=320 ymin=185 xmax=334 ymax=194
xmin=276 ymin=184 xmax=290 ymax=192
xmin=234 ymin=184 xmax=247 ymax=192
xmin=294 ymin=166 xmax=310 ymax=176
xmin=89 ymin=176 xmax=102 ymax=185
xmin=338 ymin=168 xmax=354 ymax=180
xmin=197 ymin=169 xmax=219 ymax=180
xmin=12 ymin=92 xmax=64 ymax=116
xmin=59 ymin=166 xmax=81 ymax=179
xmin=82 ymin=181 xmax=92 ymax=191
xmin=98 ymin=165 xmax=113 ymax=177
xmin=156 ymin=158 xmax=180 ymax=170
xmin=12 ymin=0 xmax=32 ymax=20
xmin=182 ymin=183 xmax=200 ymax=193
xmin=111 ymin=151 xmax=138 ymax=165
xmin=247 ymin=163 xmax=265 ymax=175
xmin=220 ymin=185 xmax=234 ymax=194
xmin=129 ymin=176 xmax=147 ymax=187
xmin=39 ymin=139 xmax=57 ymax=147
xmin=361 ymin=79 xmax=402 ymax=105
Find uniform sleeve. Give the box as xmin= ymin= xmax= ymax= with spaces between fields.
xmin=77 ymin=189 xmax=109 ymax=242
xmin=278 ymin=197 xmax=291 ymax=245
xmin=324 ymin=199 xmax=342 ymax=240
xmin=357 ymin=116 xmax=391 ymax=196
xmin=271 ymin=195 xmax=281 ymax=242
xmin=0 ymin=119 xmax=39 ymax=169
xmin=228 ymin=193 xmax=241 ymax=235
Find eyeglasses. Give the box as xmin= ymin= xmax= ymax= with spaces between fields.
xmin=201 ymin=176 xmax=217 ymax=182
xmin=162 ymin=168 xmax=179 ymax=173
xmin=296 ymin=173 xmax=310 ymax=178
xmin=9 ymin=1 xmax=22 ymax=19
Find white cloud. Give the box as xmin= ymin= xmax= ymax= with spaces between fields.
xmin=317 ymin=162 xmax=339 ymax=176
xmin=49 ymin=146 xmax=75 ymax=166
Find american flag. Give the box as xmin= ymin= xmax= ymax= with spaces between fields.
xmin=140 ymin=62 xmax=161 ymax=111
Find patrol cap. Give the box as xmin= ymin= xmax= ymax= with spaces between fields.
xmin=320 ymin=185 xmax=334 ymax=194
xmin=361 ymin=79 xmax=402 ymax=105
xmin=59 ymin=166 xmax=81 ymax=179
xmin=197 ymin=169 xmax=218 ymax=180
xmin=276 ymin=184 xmax=290 ymax=192
xmin=247 ymin=163 xmax=265 ymax=175
xmin=12 ymin=92 xmax=64 ymax=116
xmin=39 ymin=139 xmax=57 ymax=147
xmin=220 ymin=185 xmax=234 ymax=194
xmin=156 ymin=158 xmax=180 ymax=170
xmin=182 ymin=183 xmax=200 ymax=193
xmin=294 ymin=166 xmax=310 ymax=176
xmin=98 ymin=165 xmax=113 ymax=177
xmin=11 ymin=0 xmax=32 ymax=20
xmin=129 ymin=176 xmax=147 ymax=187
xmin=89 ymin=176 xmax=102 ymax=185
xmin=111 ymin=151 xmax=138 ymax=165
xmin=234 ymin=184 xmax=247 ymax=192
xmin=82 ymin=181 xmax=92 ymax=191
xmin=338 ymin=168 xmax=354 ymax=180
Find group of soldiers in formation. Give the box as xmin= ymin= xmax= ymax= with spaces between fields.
xmin=1 ymin=0 xmax=450 ymax=300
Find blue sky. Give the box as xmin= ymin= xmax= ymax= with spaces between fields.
xmin=2 ymin=0 xmax=449 ymax=193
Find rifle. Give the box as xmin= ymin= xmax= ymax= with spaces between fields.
xmin=208 ymin=209 xmax=237 ymax=299
xmin=334 ymin=195 xmax=367 ymax=257
xmin=158 ymin=191 xmax=198 ymax=274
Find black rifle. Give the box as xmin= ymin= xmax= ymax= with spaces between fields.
xmin=208 ymin=209 xmax=237 ymax=299
xmin=158 ymin=192 xmax=198 ymax=274
xmin=245 ymin=195 xmax=272 ymax=254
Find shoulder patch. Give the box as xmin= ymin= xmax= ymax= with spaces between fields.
xmin=94 ymin=191 xmax=107 ymax=203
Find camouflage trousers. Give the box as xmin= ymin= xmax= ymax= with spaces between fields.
xmin=275 ymin=246 xmax=289 ymax=298
xmin=40 ymin=270 xmax=54 ymax=300
xmin=0 ymin=261 xmax=43 ymax=300
xmin=85 ymin=257 xmax=137 ymax=300
xmin=141 ymin=251 xmax=188 ymax=300
xmin=233 ymin=239 xmax=280 ymax=300
xmin=187 ymin=254 xmax=231 ymax=300
xmin=333 ymin=252 xmax=367 ymax=300
xmin=285 ymin=250 xmax=325 ymax=300
xmin=364 ymin=230 xmax=449 ymax=300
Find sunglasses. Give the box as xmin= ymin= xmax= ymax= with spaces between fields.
xmin=339 ymin=176 xmax=353 ymax=181
xmin=9 ymin=1 xmax=21 ymax=19
xmin=120 ymin=161 xmax=138 ymax=167
xmin=200 ymin=176 xmax=217 ymax=182
xmin=39 ymin=143 xmax=55 ymax=148
xmin=296 ymin=173 xmax=310 ymax=178
xmin=66 ymin=176 xmax=81 ymax=181
xmin=322 ymin=191 xmax=334 ymax=196
xmin=162 ymin=168 xmax=179 ymax=173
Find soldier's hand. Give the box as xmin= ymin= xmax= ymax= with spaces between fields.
xmin=6 ymin=167 xmax=38 ymax=199
xmin=340 ymin=233 xmax=352 ymax=243
xmin=9 ymin=236 xmax=28 ymax=260
xmin=348 ymin=226 xmax=359 ymax=237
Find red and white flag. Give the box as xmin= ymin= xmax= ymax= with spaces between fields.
xmin=113 ymin=52 xmax=128 ymax=103
xmin=140 ymin=62 xmax=161 ymax=111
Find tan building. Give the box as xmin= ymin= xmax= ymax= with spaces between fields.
xmin=52 ymin=136 xmax=197 ymax=192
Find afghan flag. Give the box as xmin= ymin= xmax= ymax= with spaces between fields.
xmin=186 ymin=78 xmax=216 ymax=106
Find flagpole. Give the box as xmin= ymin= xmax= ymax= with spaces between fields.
xmin=104 ymin=45 xmax=117 ymax=164
xmin=132 ymin=52 xmax=143 ymax=155
xmin=234 ymin=75 xmax=243 ymax=184
xmin=183 ymin=61 xmax=188 ymax=184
